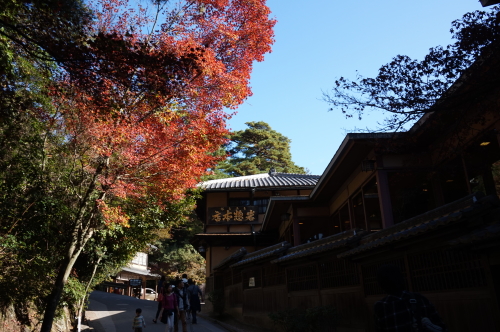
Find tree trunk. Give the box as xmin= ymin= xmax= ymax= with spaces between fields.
xmin=77 ymin=253 xmax=103 ymax=332
xmin=41 ymin=160 xmax=104 ymax=332
xmin=40 ymin=229 xmax=94 ymax=332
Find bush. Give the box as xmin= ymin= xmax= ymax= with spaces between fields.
xmin=269 ymin=305 xmax=338 ymax=332
xmin=207 ymin=289 xmax=225 ymax=317
xmin=269 ymin=308 xmax=308 ymax=332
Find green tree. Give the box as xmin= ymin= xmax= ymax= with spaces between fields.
xmin=1 ymin=0 xmax=276 ymax=331
xmin=148 ymin=192 xmax=207 ymax=284
xmin=221 ymin=121 xmax=306 ymax=176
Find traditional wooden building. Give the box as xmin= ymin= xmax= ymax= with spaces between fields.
xmin=192 ymin=171 xmax=321 ymax=291
xmin=194 ymin=45 xmax=500 ymax=331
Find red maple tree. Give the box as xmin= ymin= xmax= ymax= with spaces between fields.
xmin=39 ymin=1 xmax=275 ymax=330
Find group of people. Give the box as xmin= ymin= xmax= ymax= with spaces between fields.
xmin=134 ymin=265 xmax=447 ymax=332
xmin=140 ymin=274 xmax=204 ymax=332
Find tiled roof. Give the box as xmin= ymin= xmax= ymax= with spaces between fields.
xmin=338 ymin=194 xmax=496 ymax=259
xmin=230 ymin=241 xmax=291 ymax=268
xmin=194 ymin=232 xmax=253 ymax=236
xmin=121 ymin=266 xmax=158 ymax=277
xmin=271 ymin=229 xmax=364 ymax=264
xmin=448 ymin=222 xmax=500 ymax=247
xmin=213 ymin=247 xmax=247 ymax=271
xmin=199 ymin=172 xmax=320 ymax=191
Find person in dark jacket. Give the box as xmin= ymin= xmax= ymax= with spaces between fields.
xmin=174 ymin=280 xmax=188 ymax=332
xmin=186 ymin=279 xmax=203 ymax=324
xmin=374 ymin=264 xmax=447 ymax=332
xmin=152 ymin=276 xmax=166 ymax=324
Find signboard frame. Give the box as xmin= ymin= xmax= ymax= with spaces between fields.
xmin=208 ymin=206 xmax=259 ymax=224
xmin=129 ymin=279 xmax=142 ymax=287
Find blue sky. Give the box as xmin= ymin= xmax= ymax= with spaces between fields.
xmin=227 ymin=0 xmax=485 ymax=175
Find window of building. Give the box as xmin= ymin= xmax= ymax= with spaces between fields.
xmin=363 ymin=177 xmax=382 ymax=231
xmin=228 ymin=198 xmax=269 ymax=214
xmin=229 ymin=198 xmax=252 ymax=207
xmin=332 ymin=211 xmax=341 ymax=233
xmin=440 ymin=160 xmax=470 ymax=204
xmin=352 ymin=191 xmax=365 ymax=229
xmin=131 ymin=252 xmax=147 ymax=266
xmin=388 ymin=172 xmax=434 ymax=224
xmin=330 ymin=176 xmax=382 ymax=232
xmin=279 ymin=222 xmax=297 ymax=244
xmin=254 ymin=198 xmax=269 ymax=214
xmin=339 ymin=203 xmax=351 ymax=231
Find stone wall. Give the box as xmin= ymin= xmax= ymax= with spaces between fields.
xmin=0 ymin=304 xmax=73 ymax=332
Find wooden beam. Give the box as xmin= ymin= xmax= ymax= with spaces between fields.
xmin=376 ymin=168 xmax=394 ymax=229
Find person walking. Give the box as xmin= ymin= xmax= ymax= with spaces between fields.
xmin=173 ymin=280 xmax=189 ymax=332
xmin=153 ymin=285 xmax=166 ymax=324
xmin=161 ymin=284 xmax=178 ymax=332
xmin=132 ymin=308 xmax=146 ymax=332
xmin=186 ymin=279 xmax=203 ymax=324
xmin=181 ymin=274 xmax=189 ymax=287
xmin=374 ymin=264 xmax=447 ymax=332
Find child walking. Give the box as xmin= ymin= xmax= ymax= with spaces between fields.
xmin=132 ymin=308 xmax=146 ymax=332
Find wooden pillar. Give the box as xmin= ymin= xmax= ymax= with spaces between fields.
xmin=292 ymin=205 xmax=301 ymax=246
xmin=316 ymin=262 xmax=322 ymax=306
xmin=141 ymin=276 xmax=146 ymax=299
xmin=376 ymin=167 xmax=394 ymax=229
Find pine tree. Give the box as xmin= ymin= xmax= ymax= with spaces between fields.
xmin=221 ymin=121 xmax=306 ymax=176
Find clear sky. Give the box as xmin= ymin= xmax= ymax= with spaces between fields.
xmin=227 ymin=0 xmax=485 ymax=175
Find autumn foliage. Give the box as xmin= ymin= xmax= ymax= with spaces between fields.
xmin=0 ymin=0 xmax=274 ymax=330
xmin=51 ymin=0 xmax=276 ymax=207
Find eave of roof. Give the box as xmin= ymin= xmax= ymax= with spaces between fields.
xmin=194 ymin=232 xmax=253 ymax=236
xmin=408 ymin=42 xmax=500 ymax=147
xmin=199 ymin=172 xmax=320 ymax=191
xmin=338 ymin=194 xmax=497 ymax=259
xmin=309 ymin=133 xmax=397 ymax=201
xmin=481 ymin=0 xmax=500 ymax=6
xmin=261 ymin=195 xmax=311 ymax=231
xmin=271 ymin=229 xmax=364 ymax=264
xmin=230 ymin=241 xmax=291 ymax=268
xmin=448 ymin=221 xmax=500 ymax=248
xmin=213 ymin=247 xmax=247 ymax=271
xmin=121 ymin=266 xmax=158 ymax=277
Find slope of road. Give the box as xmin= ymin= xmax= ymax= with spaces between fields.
xmin=85 ymin=291 xmax=229 ymax=332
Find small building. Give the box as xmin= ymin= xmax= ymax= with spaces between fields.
xmin=103 ymin=252 xmax=158 ymax=299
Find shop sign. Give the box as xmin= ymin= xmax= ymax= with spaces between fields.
xmin=129 ymin=279 xmax=142 ymax=287
xmin=208 ymin=206 xmax=257 ymax=224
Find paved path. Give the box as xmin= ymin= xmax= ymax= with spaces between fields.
xmin=85 ymin=291 xmax=228 ymax=332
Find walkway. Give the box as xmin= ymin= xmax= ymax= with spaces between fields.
xmin=83 ymin=291 xmax=229 ymax=332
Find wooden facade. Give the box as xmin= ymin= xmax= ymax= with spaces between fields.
xmin=213 ymin=193 xmax=500 ymax=331
xmin=195 ymin=46 xmax=500 ymax=331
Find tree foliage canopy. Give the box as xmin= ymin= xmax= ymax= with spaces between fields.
xmin=323 ymin=6 xmax=500 ymax=132
xmin=0 ymin=0 xmax=275 ymax=330
xmin=219 ymin=121 xmax=306 ymax=176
